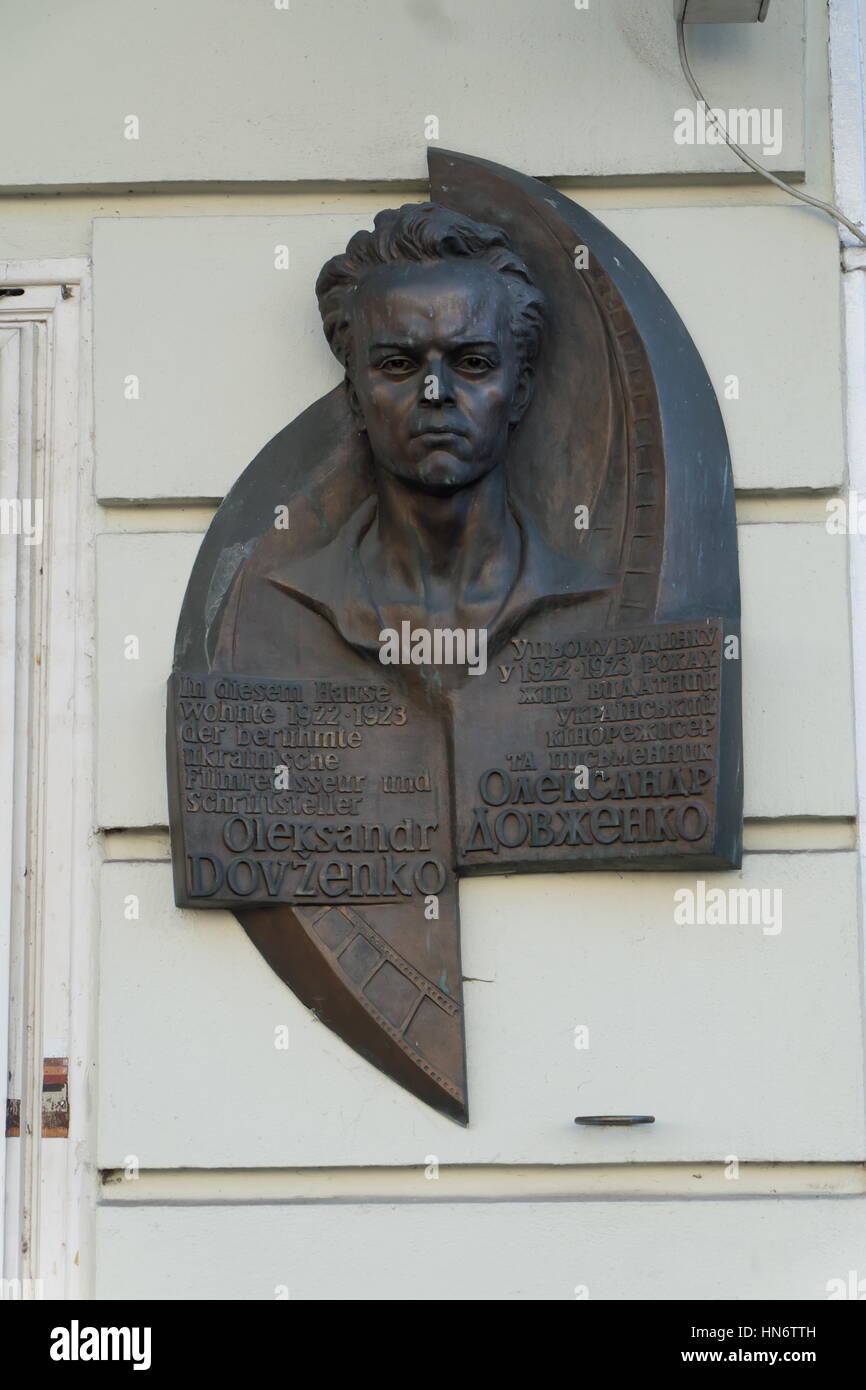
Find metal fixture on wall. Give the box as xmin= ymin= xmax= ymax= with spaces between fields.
xmin=575 ymin=1116 xmax=656 ymax=1127
xmin=674 ymin=5 xmax=866 ymax=245
xmin=675 ymin=0 xmax=770 ymax=20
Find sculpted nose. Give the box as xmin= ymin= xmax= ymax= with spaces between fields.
xmin=419 ymin=356 xmax=456 ymax=406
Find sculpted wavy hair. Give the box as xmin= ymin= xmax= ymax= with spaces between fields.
xmin=315 ymin=203 xmax=546 ymax=377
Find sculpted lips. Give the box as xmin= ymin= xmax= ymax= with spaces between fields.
xmin=410 ymin=423 xmax=468 ymax=441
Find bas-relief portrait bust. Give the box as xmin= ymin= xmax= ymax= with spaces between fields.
xmin=169 ymin=150 xmax=742 ymax=1121
xmin=215 ymin=202 xmax=612 ymax=682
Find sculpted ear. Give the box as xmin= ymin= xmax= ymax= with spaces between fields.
xmin=509 ymin=363 xmax=535 ymax=426
xmin=344 ymin=372 xmax=366 ymax=431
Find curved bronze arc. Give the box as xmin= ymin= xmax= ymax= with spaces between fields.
xmin=428 ymin=147 xmax=738 ymax=626
xmin=173 ymin=387 xmax=372 ymax=673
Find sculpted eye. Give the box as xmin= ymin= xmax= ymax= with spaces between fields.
xmin=380 ymin=356 xmax=416 ymax=375
xmin=457 ymin=354 xmax=494 ymax=372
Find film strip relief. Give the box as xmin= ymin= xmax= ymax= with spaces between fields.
xmin=584 ymin=256 xmax=665 ymax=622
xmin=303 ymin=903 xmax=464 ymax=1104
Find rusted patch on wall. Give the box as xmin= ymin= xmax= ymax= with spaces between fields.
xmin=41 ymin=1057 xmax=69 ymax=1138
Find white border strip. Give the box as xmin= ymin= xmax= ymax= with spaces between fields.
xmin=829 ymin=0 xmax=866 ymax=1112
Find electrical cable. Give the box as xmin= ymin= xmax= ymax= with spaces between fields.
xmin=676 ymin=15 xmax=866 ymax=246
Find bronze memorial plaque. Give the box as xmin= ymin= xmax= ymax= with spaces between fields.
xmin=168 ymin=150 xmax=742 ymax=1122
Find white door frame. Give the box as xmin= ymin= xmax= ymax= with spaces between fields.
xmin=0 ymin=259 xmax=97 ymax=1299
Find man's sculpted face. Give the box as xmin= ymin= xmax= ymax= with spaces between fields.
xmin=347 ymin=259 xmax=532 ymax=494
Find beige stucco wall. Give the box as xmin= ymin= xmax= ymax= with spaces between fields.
xmin=3 ymin=0 xmax=863 ymax=1298
xmin=0 ymin=1 xmax=806 ymax=186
